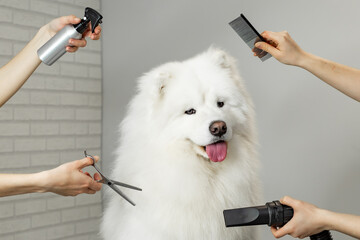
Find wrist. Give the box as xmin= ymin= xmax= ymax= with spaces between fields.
xmin=318 ymin=208 xmax=334 ymax=231
xmin=296 ymin=51 xmax=323 ymax=73
xmin=294 ymin=50 xmax=312 ymax=68
xmin=33 ymin=25 xmax=53 ymax=48
xmin=34 ymin=171 xmax=51 ymax=193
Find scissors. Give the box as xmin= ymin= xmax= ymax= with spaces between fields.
xmin=84 ymin=150 xmax=142 ymax=206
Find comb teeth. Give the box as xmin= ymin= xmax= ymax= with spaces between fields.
xmin=229 ymin=14 xmax=272 ymax=62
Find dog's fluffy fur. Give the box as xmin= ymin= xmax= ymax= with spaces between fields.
xmin=101 ymin=48 xmax=261 ymax=240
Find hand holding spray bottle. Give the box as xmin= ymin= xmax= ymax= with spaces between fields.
xmin=38 ymin=7 xmax=103 ymax=66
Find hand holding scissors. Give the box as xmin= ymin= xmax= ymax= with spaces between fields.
xmin=84 ymin=151 xmax=142 ymax=206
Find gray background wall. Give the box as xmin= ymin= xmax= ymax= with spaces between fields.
xmin=102 ymin=0 xmax=360 ymax=239
xmin=0 ymin=0 xmax=102 ymax=239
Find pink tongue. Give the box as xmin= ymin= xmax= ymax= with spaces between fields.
xmin=205 ymin=141 xmax=227 ymax=162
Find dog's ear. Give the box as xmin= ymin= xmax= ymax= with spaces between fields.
xmin=155 ymin=71 xmax=172 ymax=96
xmin=139 ymin=62 xmax=177 ymax=102
xmin=150 ymin=62 xmax=179 ymax=98
xmin=207 ymin=47 xmax=235 ymax=70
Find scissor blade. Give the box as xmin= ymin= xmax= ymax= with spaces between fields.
xmin=110 ymin=183 xmax=136 ymax=206
xmin=111 ymin=180 xmax=142 ymax=191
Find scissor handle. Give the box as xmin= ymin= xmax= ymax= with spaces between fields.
xmin=84 ymin=150 xmax=95 ymax=165
xmin=84 ymin=150 xmax=109 ymax=182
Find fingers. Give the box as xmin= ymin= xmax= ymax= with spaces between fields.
xmin=254 ymin=41 xmax=278 ymax=57
xmin=272 ymin=223 xmax=294 ymax=238
xmin=79 ymin=173 xmax=102 ymax=193
xmin=261 ymin=31 xmax=282 ymax=42
xmin=94 ymin=25 xmax=101 ymax=35
xmin=66 ymin=38 xmax=87 ymax=53
xmin=254 ymin=30 xmax=305 ymax=65
xmin=66 ymin=46 xmax=78 ymax=53
xmin=66 ymin=25 xmax=100 ymax=54
xmin=88 ymin=180 xmax=102 ymax=192
xmin=82 ymin=25 xmax=102 ymax=39
xmin=94 ymin=172 xmax=101 ymax=181
xmin=252 ymin=46 xmax=263 ymax=56
xmin=69 ymin=38 xmax=87 ymax=47
xmin=75 ymin=156 xmax=100 ymax=169
xmin=280 ymin=195 xmax=298 ymax=208
xmin=60 ymin=15 xmax=81 ymax=25
xmin=78 ymin=172 xmax=102 ymax=194
xmin=76 ymin=157 xmax=93 ymax=169
xmin=271 ymin=226 xmax=284 ymax=238
xmin=90 ymin=25 xmax=102 ymax=40
xmin=63 ymin=15 xmax=102 ymax=39
xmin=271 ymin=196 xmax=304 ymax=238
xmin=78 ymin=158 xmax=102 ymax=191
xmin=86 ymin=174 xmax=102 ymax=192
xmin=253 ymin=31 xmax=283 ymax=57
xmin=64 ymin=21 xmax=101 ymax=54
xmin=269 ymin=196 xmax=296 ymax=238
xmin=85 ymin=189 xmax=97 ymax=194
xmin=75 ymin=156 xmax=102 ymax=192
xmin=271 ymin=226 xmax=277 ymax=235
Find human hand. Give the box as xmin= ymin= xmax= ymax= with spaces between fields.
xmin=252 ymin=37 xmax=268 ymax=59
xmin=253 ymin=31 xmax=306 ymax=66
xmin=44 ymin=15 xmax=102 ymax=53
xmin=42 ymin=156 xmax=102 ymax=196
xmin=271 ymin=196 xmax=328 ymax=239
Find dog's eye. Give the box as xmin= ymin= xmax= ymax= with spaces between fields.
xmin=217 ymin=101 xmax=224 ymax=108
xmin=185 ymin=108 xmax=196 ymax=115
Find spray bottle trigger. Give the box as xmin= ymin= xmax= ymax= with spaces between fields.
xmin=84 ymin=7 xmax=103 ymax=33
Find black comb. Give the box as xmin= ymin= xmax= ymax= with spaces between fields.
xmin=229 ymin=14 xmax=272 ymax=61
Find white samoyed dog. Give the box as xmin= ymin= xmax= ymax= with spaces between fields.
xmin=101 ymin=48 xmax=261 ymax=240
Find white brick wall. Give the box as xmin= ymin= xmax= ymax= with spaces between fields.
xmin=0 ymin=1 xmax=103 ymax=239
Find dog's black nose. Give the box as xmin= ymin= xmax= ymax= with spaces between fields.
xmin=209 ymin=121 xmax=227 ymax=137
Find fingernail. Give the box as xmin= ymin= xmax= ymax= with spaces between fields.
xmin=75 ymin=17 xmax=81 ymax=22
xmin=255 ymin=42 xmax=260 ymax=48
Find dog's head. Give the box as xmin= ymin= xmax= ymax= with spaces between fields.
xmin=136 ymin=48 xmax=254 ymax=163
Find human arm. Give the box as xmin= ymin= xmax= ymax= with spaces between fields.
xmin=0 ymin=15 xmax=102 ymax=107
xmin=0 ymin=157 xmax=102 ymax=197
xmin=271 ymin=196 xmax=360 ymax=239
xmin=254 ymin=31 xmax=360 ymax=102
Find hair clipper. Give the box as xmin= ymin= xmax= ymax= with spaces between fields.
xmin=223 ymin=201 xmax=333 ymax=240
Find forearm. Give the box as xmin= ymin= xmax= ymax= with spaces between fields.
xmin=0 ymin=26 xmax=51 ymax=107
xmin=323 ymin=210 xmax=360 ymax=238
xmin=0 ymin=172 xmax=48 ymax=197
xmin=298 ymin=52 xmax=360 ymax=102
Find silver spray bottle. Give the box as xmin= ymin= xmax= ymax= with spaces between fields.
xmin=37 ymin=7 xmax=103 ymax=66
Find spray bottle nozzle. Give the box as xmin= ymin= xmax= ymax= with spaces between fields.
xmin=84 ymin=7 xmax=103 ymax=33
xmin=74 ymin=7 xmax=103 ymax=34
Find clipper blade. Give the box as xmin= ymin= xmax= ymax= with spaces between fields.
xmin=223 ymin=205 xmax=269 ymax=227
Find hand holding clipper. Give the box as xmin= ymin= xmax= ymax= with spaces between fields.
xmin=223 ymin=200 xmax=333 ymax=240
